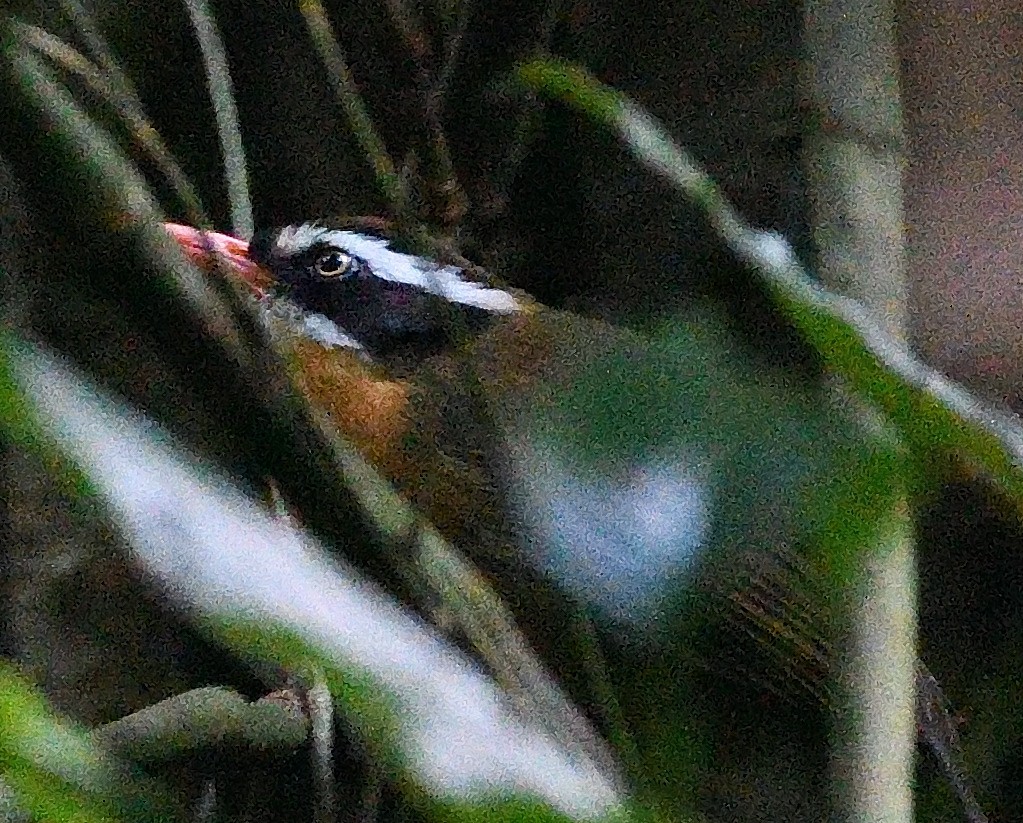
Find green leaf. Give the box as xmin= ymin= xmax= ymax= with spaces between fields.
xmin=519 ymin=58 xmax=1023 ymax=512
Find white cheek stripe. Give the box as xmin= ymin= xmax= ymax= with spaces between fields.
xmin=273 ymin=224 xmax=521 ymax=314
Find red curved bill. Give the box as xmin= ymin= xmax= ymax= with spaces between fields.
xmin=164 ymin=222 xmax=274 ymax=295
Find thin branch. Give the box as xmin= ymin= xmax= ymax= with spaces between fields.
xmin=299 ymin=0 xmax=411 ymax=218
xmin=429 ymin=0 xmax=473 ymax=117
xmin=381 ymin=0 xmax=433 ymax=65
xmin=418 ymin=0 xmax=474 ymax=227
xmin=481 ymin=0 xmax=564 ymax=219
xmin=20 ymin=24 xmax=207 ymax=227
xmin=182 ymin=0 xmax=253 ymax=238
xmin=308 ymin=675 xmax=338 ymax=823
xmin=58 ymin=0 xmax=141 ymax=99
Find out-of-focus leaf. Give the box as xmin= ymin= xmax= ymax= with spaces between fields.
xmin=469 ymin=302 xmax=908 ymax=817
xmin=513 ymin=61 xmax=950 ymax=821
xmin=0 ymin=335 xmax=664 ymax=823
xmin=518 ymin=59 xmax=1023 ymax=511
xmin=477 ymin=306 xmax=904 ymax=631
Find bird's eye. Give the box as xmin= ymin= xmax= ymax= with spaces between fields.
xmin=314 ymin=250 xmax=354 ymax=278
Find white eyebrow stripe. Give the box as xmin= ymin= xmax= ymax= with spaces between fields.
xmin=272 ymin=224 xmax=522 ymax=314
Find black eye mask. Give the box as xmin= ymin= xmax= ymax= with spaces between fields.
xmin=248 ymin=225 xmax=522 ymax=362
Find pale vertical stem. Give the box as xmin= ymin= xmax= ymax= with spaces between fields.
xmin=803 ymin=0 xmax=907 ymax=342
xmin=803 ymin=0 xmax=915 ymax=820
xmin=830 ymin=505 xmax=916 ymax=822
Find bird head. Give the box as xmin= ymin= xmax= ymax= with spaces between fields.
xmin=167 ymin=220 xmax=525 ymax=367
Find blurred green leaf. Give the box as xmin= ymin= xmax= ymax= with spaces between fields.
xmin=0 ymin=335 xmax=654 ymax=823
xmin=470 ymin=303 xmax=908 ymax=817
xmin=519 ymin=59 xmax=1023 ymax=511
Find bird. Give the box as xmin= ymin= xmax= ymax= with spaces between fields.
xmin=166 ymin=218 xmax=580 ymax=558
xmin=166 ymin=219 xmax=989 ymax=823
